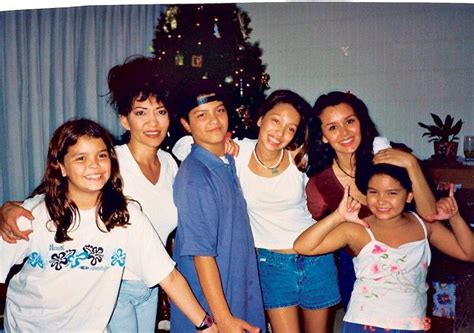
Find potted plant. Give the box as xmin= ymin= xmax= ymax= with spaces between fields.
xmin=418 ymin=113 xmax=463 ymax=160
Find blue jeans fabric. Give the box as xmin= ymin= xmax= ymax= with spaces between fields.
xmin=257 ymin=248 xmax=341 ymax=310
xmin=108 ymin=280 xmax=159 ymax=333
xmin=341 ymin=321 xmax=427 ymax=332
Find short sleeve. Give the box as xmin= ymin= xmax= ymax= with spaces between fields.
xmin=22 ymin=194 xmax=45 ymax=210
xmin=174 ymin=167 xmax=219 ymax=257
xmin=306 ymin=176 xmax=329 ymax=220
xmin=125 ymin=205 xmax=176 ymax=287
xmin=0 ymin=216 xmax=31 ymax=282
xmin=172 ymin=135 xmax=194 ymax=162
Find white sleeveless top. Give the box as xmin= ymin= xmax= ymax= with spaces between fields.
xmin=235 ymin=139 xmax=315 ymax=249
xmin=344 ymin=212 xmax=432 ymax=330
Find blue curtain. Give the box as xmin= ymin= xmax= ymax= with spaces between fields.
xmin=0 ymin=5 xmax=163 ymax=201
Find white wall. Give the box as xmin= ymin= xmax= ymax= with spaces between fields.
xmin=240 ymin=2 xmax=473 ymax=160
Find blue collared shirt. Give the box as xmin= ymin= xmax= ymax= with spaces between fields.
xmin=171 ymin=144 xmax=266 ymax=332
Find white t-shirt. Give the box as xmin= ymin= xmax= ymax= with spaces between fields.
xmin=115 ymin=144 xmax=178 ymax=281
xmin=173 ymin=136 xmax=315 ymax=249
xmin=0 ymin=198 xmax=175 ymax=333
xmin=236 ymin=139 xmax=315 ymax=249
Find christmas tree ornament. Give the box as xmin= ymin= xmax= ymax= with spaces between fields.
xmin=175 ymin=52 xmax=184 ymax=66
xmin=235 ymin=104 xmax=252 ymax=129
xmin=165 ymin=6 xmax=179 ymax=31
xmin=213 ymin=23 xmax=221 ymax=38
xmin=238 ymin=11 xmax=249 ymax=40
xmin=192 ymin=55 xmax=203 ymax=68
xmin=260 ymin=73 xmax=271 ymax=90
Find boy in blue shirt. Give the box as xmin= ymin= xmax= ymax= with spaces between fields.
xmin=170 ymin=82 xmax=265 ymax=333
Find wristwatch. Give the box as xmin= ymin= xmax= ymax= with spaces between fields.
xmin=195 ymin=313 xmax=214 ymax=331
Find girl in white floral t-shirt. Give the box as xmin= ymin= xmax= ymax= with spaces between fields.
xmin=294 ymin=163 xmax=474 ymax=332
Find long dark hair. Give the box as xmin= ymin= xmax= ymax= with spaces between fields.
xmin=106 ymin=55 xmax=172 ymax=143
xmin=31 ymin=118 xmax=129 ymax=243
xmin=307 ymin=91 xmax=379 ymax=189
xmin=256 ymin=89 xmax=311 ymax=171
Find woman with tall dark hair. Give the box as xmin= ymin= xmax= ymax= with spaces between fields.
xmin=305 ymin=91 xmax=436 ymax=309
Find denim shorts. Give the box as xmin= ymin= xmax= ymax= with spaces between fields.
xmin=341 ymin=321 xmax=427 ymax=333
xmin=256 ymin=248 xmax=341 ymax=310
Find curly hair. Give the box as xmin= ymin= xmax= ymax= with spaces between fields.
xmin=31 ymin=118 xmax=130 ymax=243
xmin=306 ymin=91 xmax=379 ymax=189
xmin=256 ymin=89 xmax=311 ymax=172
xmin=106 ymin=55 xmax=173 ymax=142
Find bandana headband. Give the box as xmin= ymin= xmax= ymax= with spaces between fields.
xmin=195 ymin=93 xmax=219 ymax=107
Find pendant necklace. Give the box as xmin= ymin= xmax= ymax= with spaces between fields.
xmin=253 ymin=144 xmax=284 ymax=175
xmin=335 ymin=157 xmax=355 ymax=178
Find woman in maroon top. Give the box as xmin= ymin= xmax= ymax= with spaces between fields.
xmin=305 ymin=91 xmax=436 ymax=309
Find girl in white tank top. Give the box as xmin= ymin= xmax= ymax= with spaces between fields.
xmin=295 ymin=163 xmax=474 ymax=332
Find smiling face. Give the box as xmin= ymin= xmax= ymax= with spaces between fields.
xmin=180 ymin=99 xmax=228 ymax=156
xmin=257 ymin=103 xmax=301 ymax=152
xmin=59 ymin=136 xmax=111 ymax=206
xmin=366 ymin=174 xmax=413 ymax=222
xmin=319 ymin=102 xmax=362 ymax=158
xmin=119 ymin=95 xmax=170 ymax=149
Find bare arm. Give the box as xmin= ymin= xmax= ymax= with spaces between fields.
xmin=159 ymin=268 xmax=218 ymax=333
xmin=194 ymin=256 xmax=259 ymax=333
xmin=0 ymin=201 xmax=33 ymax=243
xmin=294 ymin=186 xmax=367 ymax=255
xmin=428 ymin=186 xmax=474 ymax=262
xmin=373 ymin=148 xmax=436 ymax=218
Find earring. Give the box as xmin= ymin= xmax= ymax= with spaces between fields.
xmin=167 ymin=131 xmax=170 ymax=137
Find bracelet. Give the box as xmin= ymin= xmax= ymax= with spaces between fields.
xmin=195 ymin=312 xmax=214 ymax=331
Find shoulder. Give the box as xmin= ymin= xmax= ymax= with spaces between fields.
xmin=314 ymin=166 xmax=335 ymax=180
xmin=126 ymin=202 xmax=152 ymax=227
xmin=343 ymin=222 xmax=372 ymax=253
xmin=114 ymin=144 xmax=131 ymax=166
xmin=114 ymin=144 xmax=127 ymax=157
xmin=175 ymin=155 xmax=212 ymax=186
xmin=237 ymin=137 xmax=256 ymax=149
xmin=158 ymin=149 xmax=179 ymax=173
xmin=22 ymin=194 xmax=45 ymax=210
xmin=307 ymin=167 xmax=336 ymax=188
xmin=235 ymin=138 xmax=256 ymax=161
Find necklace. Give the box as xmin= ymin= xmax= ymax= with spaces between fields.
xmin=253 ymin=144 xmax=284 ymax=175
xmin=335 ymin=157 xmax=355 ymax=178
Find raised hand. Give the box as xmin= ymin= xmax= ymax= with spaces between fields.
xmin=336 ymin=186 xmax=369 ymax=228
xmin=223 ymin=132 xmax=240 ymax=157
xmin=373 ymin=148 xmax=416 ymax=169
xmin=425 ymin=184 xmax=459 ymax=222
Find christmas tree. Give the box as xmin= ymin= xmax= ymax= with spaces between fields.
xmin=152 ymin=4 xmax=270 ymax=141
